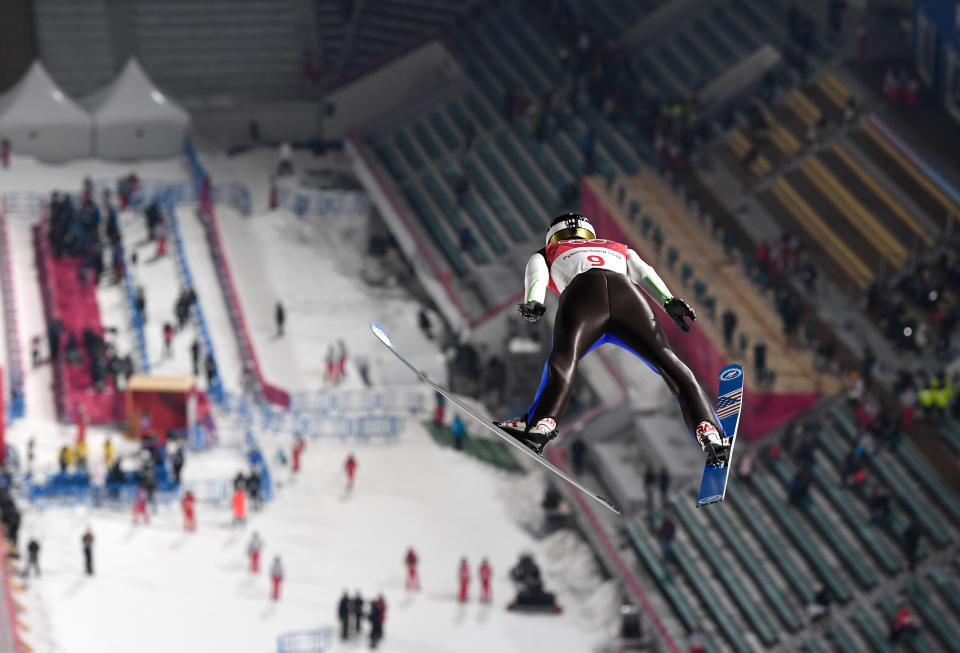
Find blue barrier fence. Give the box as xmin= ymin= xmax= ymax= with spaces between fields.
xmin=277 ymin=628 xmax=333 ymax=653
xmin=165 ymin=197 xmax=225 ymax=404
xmin=0 ymin=200 xmax=24 ymax=421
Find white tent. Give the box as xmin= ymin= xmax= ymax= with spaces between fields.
xmin=0 ymin=61 xmax=92 ymax=162
xmin=84 ymin=59 xmax=190 ymax=159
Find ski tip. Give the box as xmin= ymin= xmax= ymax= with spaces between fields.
xmin=370 ymin=323 xmax=392 ymax=347
xmin=598 ymin=497 xmax=623 ymax=516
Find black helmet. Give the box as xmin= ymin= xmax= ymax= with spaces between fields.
xmin=545 ymin=213 xmax=596 ymax=246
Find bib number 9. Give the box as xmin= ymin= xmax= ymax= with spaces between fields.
xmin=587 ymin=254 xmax=605 ymax=266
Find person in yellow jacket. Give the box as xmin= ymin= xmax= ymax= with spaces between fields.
xmin=103 ymin=438 xmax=115 ymax=468
xmin=75 ymin=440 xmax=89 ymax=470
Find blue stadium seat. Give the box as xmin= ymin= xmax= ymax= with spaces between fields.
xmin=422 ymin=173 xmax=489 ymax=264
xmin=768 ymin=456 xmax=882 ymax=585
xmin=501 ymin=10 xmax=565 ymax=86
xmin=412 ymin=120 xmax=442 ymax=160
xmin=400 ymin=184 xmax=469 ymax=277
xmin=852 ymin=609 xmax=896 ymax=653
xmin=475 ymin=141 xmax=542 ymax=232
xmin=430 ymin=111 xmax=460 ymax=150
xmin=712 ymin=7 xmax=758 ymax=51
xmin=457 ymin=155 xmax=528 ymax=242
xmin=748 ymin=474 xmax=853 ymax=602
xmin=439 ymin=162 xmax=510 ymax=254
xmin=694 ymin=19 xmax=738 ymax=65
xmin=375 ymin=142 xmax=407 ymax=182
xmin=828 ymin=623 xmax=861 ymax=653
xmin=493 ymin=132 xmax=557 ymax=214
xmin=906 ymin=582 xmax=960 ymax=652
xmin=673 ymin=500 xmax=780 ymax=646
xmin=726 ymin=484 xmax=816 ymax=604
xmin=394 ymin=130 xmax=425 ymax=170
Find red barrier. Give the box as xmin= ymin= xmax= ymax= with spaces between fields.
xmin=0 ymin=542 xmax=23 ymax=653
xmin=581 ymin=183 xmax=819 ymax=439
xmin=197 ymin=185 xmax=290 ymax=409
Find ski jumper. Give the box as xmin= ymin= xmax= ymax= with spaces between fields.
xmin=522 ymin=239 xmax=720 ymax=441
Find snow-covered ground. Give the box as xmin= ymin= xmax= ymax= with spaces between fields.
xmin=3 ymin=148 xmax=617 ymax=653
xmin=17 ymin=424 xmax=616 ymax=653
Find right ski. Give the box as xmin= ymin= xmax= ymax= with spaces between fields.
xmin=370 ymin=323 xmax=622 ymax=516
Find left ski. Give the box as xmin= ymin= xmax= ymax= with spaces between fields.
xmin=370 ymin=323 xmax=622 ymax=516
xmin=696 ymin=364 xmax=744 ymax=507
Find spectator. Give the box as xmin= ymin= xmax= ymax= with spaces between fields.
xmin=458 ymin=226 xmax=476 ymax=252
xmin=0 ymin=139 xmax=9 ymax=168
xmin=344 ymin=453 xmax=357 ymax=491
xmin=338 ymin=590 xmax=352 ymax=639
xmin=807 ymin=586 xmax=831 ymax=621
xmin=659 ymin=516 xmax=676 ymax=561
xmin=103 ymin=438 xmax=114 ymax=468
xmin=581 ymin=129 xmax=596 ymax=173
xmin=658 ymin=467 xmax=671 ymax=505
xmin=133 ymin=485 xmax=150 ymax=525
xmin=688 ymin=625 xmax=706 ymax=653
xmin=25 ymin=539 xmax=40 ymax=577
xmin=232 ymin=487 xmax=247 ymax=527
xmin=248 ymin=531 xmax=262 ymax=573
xmin=889 ymin=604 xmax=918 ymax=642
xmin=181 ymin=490 xmax=196 ymax=532
xmin=82 ymin=528 xmax=94 ymax=575
xmin=450 ymin=414 xmax=465 ymax=451
xmin=903 ymin=522 xmax=921 ymax=570
xmin=434 ymin=391 xmax=445 ymax=426
xmin=754 ymin=339 xmax=768 ymax=384
xmin=277 ymin=142 xmax=294 ymax=176
xmin=478 ymin=558 xmax=492 ymax=603
xmin=352 ymin=591 xmax=365 ymax=636
xmin=644 ymin=467 xmax=656 ymax=512
xmin=788 ymin=468 xmax=811 ymax=506
xmin=369 ymin=595 xmax=385 ymax=648
xmin=205 ymin=353 xmax=217 ymax=387
xmin=270 ymin=556 xmax=284 ymax=600
xmin=721 ymin=309 xmax=737 ymax=350
xmin=275 ymin=301 xmax=285 ymax=337
xmin=869 ymin=490 xmax=891 ymax=525
xmin=570 ymin=438 xmax=586 ymax=475
xmin=191 ymin=339 xmax=201 ymax=376
xmin=292 ymin=436 xmax=305 ymax=473
xmin=162 ymin=323 xmax=174 ymax=359
xmin=247 ymin=470 xmax=262 ymax=511
xmin=405 ymin=547 xmax=420 ymax=591
xmin=845 ymin=371 xmax=864 ymax=407
xmin=458 ymin=557 xmax=470 ymax=602
xmin=171 ymin=446 xmax=185 ymax=484
xmin=737 ymin=451 xmax=755 ymax=479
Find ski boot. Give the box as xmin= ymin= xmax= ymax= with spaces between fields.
xmin=696 ymin=422 xmax=730 ymax=465
xmin=495 ymin=415 xmax=558 ymax=455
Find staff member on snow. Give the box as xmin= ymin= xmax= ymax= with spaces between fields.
xmin=497 ymin=213 xmax=726 ymax=459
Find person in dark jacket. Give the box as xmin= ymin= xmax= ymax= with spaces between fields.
xmin=25 ymin=539 xmax=40 ymax=577
xmin=369 ymin=597 xmax=384 ymax=648
xmin=171 ymin=446 xmax=185 ymax=484
xmin=275 ymin=302 xmax=286 ymax=337
xmin=352 ymin=591 xmax=364 ymax=635
xmin=338 ymin=590 xmax=351 ymax=640
xmin=82 ymin=528 xmax=94 ymax=575
xmin=247 ymin=470 xmax=262 ymax=511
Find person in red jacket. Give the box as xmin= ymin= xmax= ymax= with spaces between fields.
xmin=345 ymin=454 xmax=357 ymax=491
xmin=405 ymin=547 xmax=420 ymax=590
xmin=292 ymin=437 xmax=305 ymax=473
xmin=270 ymin=556 xmax=284 ymax=600
xmin=458 ymin=558 xmax=470 ymax=603
xmin=248 ymin=531 xmax=263 ymax=573
xmin=181 ymin=490 xmax=196 ymax=532
xmin=478 ymin=558 xmax=492 ymax=603
xmin=133 ymin=486 xmax=150 ymax=525
xmin=232 ymin=487 xmax=247 ymax=527
xmin=890 ymin=604 xmax=918 ymax=642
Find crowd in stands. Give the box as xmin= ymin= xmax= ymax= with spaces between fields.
xmin=866 ymin=250 xmax=960 ymax=359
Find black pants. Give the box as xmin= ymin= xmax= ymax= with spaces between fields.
xmin=528 ymin=269 xmax=719 ymax=439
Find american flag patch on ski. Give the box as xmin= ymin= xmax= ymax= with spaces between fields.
xmin=716 ymin=388 xmax=742 ymax=419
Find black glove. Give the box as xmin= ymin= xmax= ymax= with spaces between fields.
xmin=664 ymin=297 xmax=696 ymax=333
xmin=517 ymin=301 xmax=546 ymax=323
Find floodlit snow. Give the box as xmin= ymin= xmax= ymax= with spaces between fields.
xmin=3 ymin=150 xmax=617 ymax=653
xmin=16 ymin=424 xmax=614 ymax=653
